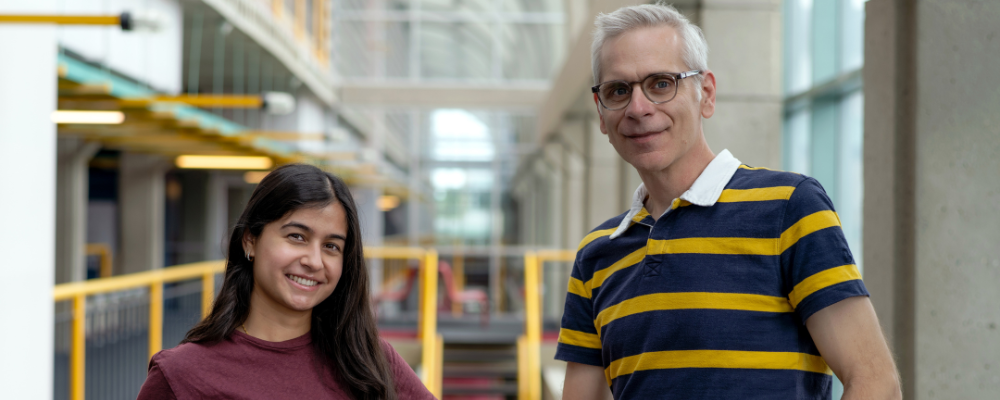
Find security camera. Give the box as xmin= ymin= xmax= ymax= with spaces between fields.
xmin=261 ymin=92 xmax=296 ymax=115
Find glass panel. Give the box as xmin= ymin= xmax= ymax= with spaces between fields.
xmin=838 ymin=90 xmax=864 ymax=273
xmin=421 ymin=0 xmax=494 ymax=13
xmin=809 ymin=99 xmax=839 ymax=202
xmin=500 ymin=0 xmax=562 ymax=13
xmin=840 ymin=0 xmax=865 ymax=72
xmin=432 ymin=168 xmax=494 ymax=244
xmin=784 ymin=108 xmax=812 ymax=175
xmin=429 ymin=109 xmax=494 ymax=161
xmin=419 ymin=22 xmax=493 ymax=80
xmin=810 ymin=0 xmax=838 ymax=84
xmin=500 ymin=23 xmax=564 ymax=80
xmin=784 ymin=0 xmax=812 ymax=94
xmin=385 ymin=21 xmax=412 ymax=78
xmin=336 ymin=21 xmax=378 ymax=78
xmin=339 ymin=0 xmax=412 ymax=11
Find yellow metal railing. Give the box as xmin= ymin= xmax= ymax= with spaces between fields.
xmin=54 ymin=247 xmax=444 ymax=400
xmin=366 ymin=247 xmax=443 ymax=398
xmin=53 ymin=260 xmax=226 ymax=400
xmin=518 ymin=250 xmax=576 ymax=400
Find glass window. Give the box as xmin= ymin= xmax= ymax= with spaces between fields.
xmin=499 ymin=23 xmax=564 ymax=80
xmin=781 ymin=2 xmax=867 ymax=394
xmin=419 ymin=22 xmax=493 ymax=80
xmin=336 ymin=21 xmax=378 ymax=78
xmin=500 ymin=0 xmax=563 ymax=13
xmin=421 ymin=0 xmax=493 ymax=13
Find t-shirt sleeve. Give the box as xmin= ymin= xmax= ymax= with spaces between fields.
xmin=136 ymin=356 xmax=178 ymax=400
xmin=381 ymin=339 xmax=437 ymax=399
xmin=554 ymin=257 xmax=603 ymax=367
xmin=780 ymin=177 xmax=869 ymax=324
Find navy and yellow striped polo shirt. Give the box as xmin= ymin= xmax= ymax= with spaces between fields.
xmin=555 ymin=150 xmax=868 ymax=399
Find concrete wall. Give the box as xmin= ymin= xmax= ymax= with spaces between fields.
xmin=701 ymin=0 xmax=783 ymax=169
xmin=864 ymin=1 xmax=1000 ymax=398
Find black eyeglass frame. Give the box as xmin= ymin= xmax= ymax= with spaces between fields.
xmin=591 ymin=70 xmax=703 ymax=111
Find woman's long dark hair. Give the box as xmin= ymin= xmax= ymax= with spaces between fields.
xmin=183 ymin=164 xmax=396 ymax=400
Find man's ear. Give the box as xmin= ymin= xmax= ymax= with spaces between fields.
xmin=594 ymin=93 xmax=608 ymax=135
xmin=699 ymin=70 xmax=717 ymax=119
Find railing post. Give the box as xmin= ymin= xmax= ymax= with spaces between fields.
xmin=71 ymin=294 xmax=86 ymax=400
xmin=149 ymin=282 xmax=163 ymax=360
xmin=201 ymin=272 xmax=215 ymax=319
xmin=523 ymin=252 xmax=542 ymax=400
xmin=420 ymin=249 xmax=441 ymax=398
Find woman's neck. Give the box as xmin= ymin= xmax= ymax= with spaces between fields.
xmin=243 ymin=291 xmax=312 ymax=342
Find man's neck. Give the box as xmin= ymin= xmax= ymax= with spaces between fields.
xmin=638 ymin=140 xmax=716 ymax=220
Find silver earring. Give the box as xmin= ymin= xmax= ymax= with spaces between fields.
xmin=246 ymin=252 xmax=253 ymax=261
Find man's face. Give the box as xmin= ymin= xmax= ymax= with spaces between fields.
xmin=596 ymin=25 xmax=716 ymax=174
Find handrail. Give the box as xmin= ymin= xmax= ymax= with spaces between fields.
xmin=53 ymin=247 xmax=444 ymax=400
xmin=53 ymin=259 xmax=225 ymax=400
xmin=53 ymin=260 xmax=225 ymax=301
xmin=365 ymin=246 xmax=443 ymax=398
xmin=519 ymin=250 xmax=576 ymax=400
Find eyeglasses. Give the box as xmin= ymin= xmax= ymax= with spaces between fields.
xmin=591 ymin=70 xmax=702 ymax=111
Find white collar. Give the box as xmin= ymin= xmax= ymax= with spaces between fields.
xmin=609 ymin=149 xmax=742 ymax=239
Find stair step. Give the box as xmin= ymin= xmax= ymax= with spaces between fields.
xmin=442 ymin=380 xmax=519 ymax=396
xmin=444 ymin=364 xmax=518 ymax=379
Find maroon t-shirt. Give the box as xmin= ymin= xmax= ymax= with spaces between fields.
xmin=137 ymin=330 xmax=435 ymax=399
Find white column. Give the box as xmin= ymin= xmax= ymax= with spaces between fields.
xmin=56 ymin=138 xmax=101 ymax=283
xmin=0 ymin=1 xmax=57 ymax=397
xmin=119 ymin=152 xmax=169 ymax=274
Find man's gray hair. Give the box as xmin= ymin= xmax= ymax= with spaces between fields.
xmin=591 ymin=2 xmax=709 ymax=84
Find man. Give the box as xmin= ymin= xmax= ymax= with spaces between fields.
xmin=555 ymin=3 xmax=902 ymax=399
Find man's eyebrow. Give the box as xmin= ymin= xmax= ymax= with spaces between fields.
xmin=281 ymin=222 xmax=346 ymax=241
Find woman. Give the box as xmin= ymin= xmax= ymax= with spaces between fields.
xmin=137 ymin=164 xmax=435 ymax=400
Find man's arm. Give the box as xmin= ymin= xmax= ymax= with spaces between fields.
xmin=563 ymin=362 xmax=613 ymax=400
xmin=806 ymin=296 xmax=902 ymax=400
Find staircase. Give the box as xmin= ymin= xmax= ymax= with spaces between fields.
xmin=439 ymin=314 xmax=524 ymax=400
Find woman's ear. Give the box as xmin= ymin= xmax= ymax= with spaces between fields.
xmin=242 ymin=231 xmax=256 ymax=259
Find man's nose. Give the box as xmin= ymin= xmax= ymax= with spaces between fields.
xmin=625 ymin=84 xmax=654 ymax=118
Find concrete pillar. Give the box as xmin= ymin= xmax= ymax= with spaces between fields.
xmin=864 ymin=1 xmax=1000 ymax=398
xmin=699 ymin=0 xmax=783 ymax=169
xmin=354 ymin=186 xmax=384 ymax=290
xmin=585 ymin=117 xmax=625 ymax=228
xmin=119 ymin=153 xmax=169 ymax=274
xmin=0 ymin=1 xmax=57 ymax=396
xmin=56 ymin=138 xmax=101 ymax=283
xmin=204 ymin=171 xmax=229 ymax=260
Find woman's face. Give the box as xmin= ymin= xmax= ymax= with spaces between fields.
xmin=245 ymin=202 xmax=347 ymax=318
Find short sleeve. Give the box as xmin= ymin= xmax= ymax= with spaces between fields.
xmin=381 ymin=339 xmax=436 ymax=399
xmin=780 ymin=177 xmax=869 ymax=324
xmin=136 ymin=357 xmax=178 ymax=400
xmin=554 ymin=258 xmax=603 ymax=367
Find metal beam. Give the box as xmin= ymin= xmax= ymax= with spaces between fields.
xmin=340 ymin=82 xmax=550 ymax=109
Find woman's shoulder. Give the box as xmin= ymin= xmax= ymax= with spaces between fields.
xmin=152 ymin=338 xmax=233 ymax=371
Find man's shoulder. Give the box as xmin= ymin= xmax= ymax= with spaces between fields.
xmin=593 ymin=209 xmax=631 ymax=233
xmin=575 ymin=209 xmax=631 ymax=251
xmin=727 ymin=164 xmax=810 ymax=189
